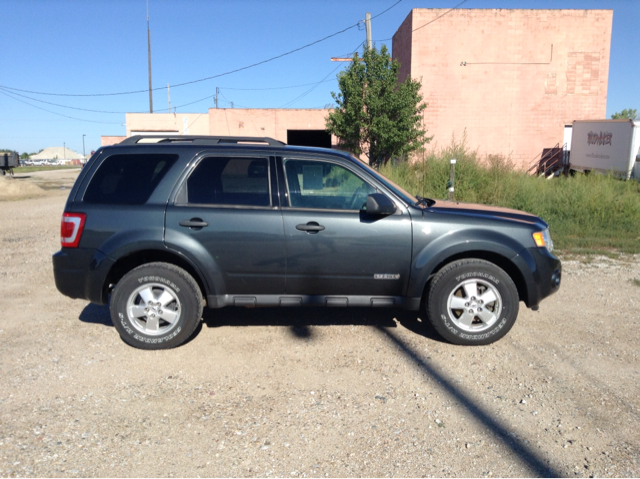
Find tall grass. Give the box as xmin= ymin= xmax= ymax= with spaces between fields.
xmin=379 ymin=138 xmax=640 ymax=253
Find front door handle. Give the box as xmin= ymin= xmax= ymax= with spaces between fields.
xmin=296 ymin=222 xmax=325 ymax=233
xmin=179 ymin=218 xmax=209 ymax=229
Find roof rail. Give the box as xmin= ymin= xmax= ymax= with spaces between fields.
xmin=119 ymin=135 xmax=286 ymax=146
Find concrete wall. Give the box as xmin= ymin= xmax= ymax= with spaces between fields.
xmin=393 ymin=9 xmax=612 ymax=168
xmin=125 ymin=113 xmax=210 ymax=136
xmin=123 ymin=109 xmax=335 ymax=146
xmin=208 ymin=109 xmax=335 ymax=145
xmin=101 ymin=136 xmax=126 ymax=146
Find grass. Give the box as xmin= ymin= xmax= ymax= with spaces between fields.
xmin=14 ymin=166 xmax=81 ymax=173
xmin=379 ymin=137 xmax=640 ymax=254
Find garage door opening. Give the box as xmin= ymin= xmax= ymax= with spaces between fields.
xmin=287 ymin=130 xmax=331 ymax=148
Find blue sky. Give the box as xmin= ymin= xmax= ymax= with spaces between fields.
xmin=1 ymin=0 xmax=638 ymax=154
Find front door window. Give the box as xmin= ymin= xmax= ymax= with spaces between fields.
xmin=284 ymin=159 xmax=375 ymax=210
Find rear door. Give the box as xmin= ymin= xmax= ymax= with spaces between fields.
xmin=165 ymin=154 xmax=286 ymax=296
xmin=279 ymin=155 xmax=412 ymax=297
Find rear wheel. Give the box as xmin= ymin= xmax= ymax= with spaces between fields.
xmin=426 ymin=259 xmax=519 ymax=345
xmin=110 ymin=262 xmax=203 ymax=350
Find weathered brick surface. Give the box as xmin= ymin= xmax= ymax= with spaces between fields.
xmin=392 ymin=9 xmax=612 ymax=168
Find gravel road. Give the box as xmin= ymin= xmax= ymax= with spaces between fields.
xmin=1 ymin=170 xmax=639 ymax=477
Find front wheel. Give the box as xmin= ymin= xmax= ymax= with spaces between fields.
xmin=426 ymin=259 xmax=519 ymax=345
xmin=110 ymin=262 xmax=203 ymax=350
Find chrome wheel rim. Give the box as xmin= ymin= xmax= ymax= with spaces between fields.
xmin=447 ymin=278 xmax=502 ymax=332
xmin=126 ymin=282 xmax=181 ymax=336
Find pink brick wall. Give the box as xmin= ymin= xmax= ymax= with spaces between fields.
xmin=393 ymin=9 xmax=612 ymax=168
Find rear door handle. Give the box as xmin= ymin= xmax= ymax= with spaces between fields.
xmin=179 ymin=218 xmax=209 ymax=229
xmin=296 ymin=222 xmax=325 ymax=233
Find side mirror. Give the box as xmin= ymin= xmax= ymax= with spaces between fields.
xmin=366 ymin=193 xmax=397 ymax=216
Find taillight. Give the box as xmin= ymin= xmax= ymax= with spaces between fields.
xmin=61 ymin=212 xmax=86 ymax=248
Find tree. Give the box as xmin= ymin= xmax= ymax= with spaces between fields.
xmin=325 ymin=45 xmax=428 ymax=167
xmin=611 ymin=108 xmax=637 ymax=120
xmin=20 ymin=152 xmax=30 ymax=160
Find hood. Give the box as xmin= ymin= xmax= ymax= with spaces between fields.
xmin=427 ymin=200 xmax=547 ymax=227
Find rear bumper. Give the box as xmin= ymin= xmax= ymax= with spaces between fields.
xmin=52 ymin=248 xmax=114 ymax=304
xmin=514 ymin=247 xmax=561 ymax=308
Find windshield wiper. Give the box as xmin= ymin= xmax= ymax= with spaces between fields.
xmin=415 ymin=195 xmax=435 ymax=207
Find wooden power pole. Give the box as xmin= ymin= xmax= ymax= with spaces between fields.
xmin=365 ymin=12 xmax=372 ymax=50
xmin=332 ymin=13 xmax=372 ymax=61
xmin=147 ymin=0 xmax=153 ymax=113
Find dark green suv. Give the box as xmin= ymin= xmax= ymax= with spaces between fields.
xmin=53 ymin=136 xmax=561 ymax=350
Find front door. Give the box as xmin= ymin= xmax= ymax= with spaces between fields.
xmin=279 ymin=156 xmax=412 ymax=297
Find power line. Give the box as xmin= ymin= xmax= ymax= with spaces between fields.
xmin=0 ymin=89 xmax=122 ymax=124
xmin=279 ymin=40 xmax=362 ymax=108
xmin=0 ymin=86 xmax=133 ymax=114
xmin=376 ymin=0 xmax=469 ymax=42
xmin=0 ymin=0 xmax=402 ymax=99
xmin=172 ymin=78 xmax=340 ymax=110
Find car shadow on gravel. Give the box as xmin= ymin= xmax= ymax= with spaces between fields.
xmin=78 ymin=302 xmax=446 ymax=343
xmin=377 ymin=326 xmax=562 ymax=478
xmin=201 ymin=307 xmax=445 ymax=342
xmin=79 ymin=303 xmax=113 ymax=326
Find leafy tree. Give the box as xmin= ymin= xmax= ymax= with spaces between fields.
xmin=611 ymin=108 xmax=637 ymax=120
xmin=326 ymin=45 xmax=428 ymax=167
xmin=20 ymin=152 xmax=30 ymax=160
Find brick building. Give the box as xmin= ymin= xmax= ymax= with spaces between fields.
xmin=110 ymin=109 xmax=335 ymax=149
xmin=393 ymin=8 xmax=613 ymax=168
xmin=110 ymin=8 xmax=613 ymax=170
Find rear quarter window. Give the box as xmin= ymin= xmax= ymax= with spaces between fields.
xmin=84 ymin=154 xmax=178 ymax=204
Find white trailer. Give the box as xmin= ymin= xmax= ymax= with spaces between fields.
xmin=569 ymin=119 xmax=640 ymax=180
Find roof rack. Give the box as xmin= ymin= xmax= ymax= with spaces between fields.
xmin=119 ymin=135 xmax=286 ymax=146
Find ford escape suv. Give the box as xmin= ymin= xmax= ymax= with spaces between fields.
xmin=53 ymin=136 xmax=561 ymax=349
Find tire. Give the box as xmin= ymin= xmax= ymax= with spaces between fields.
xmin=426 ymin=259 xmax=519 ymax=346
xmin=110 ymin=262 xmax=203 ymax=350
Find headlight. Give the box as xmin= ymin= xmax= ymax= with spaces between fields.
xmin=532 ymin=228 xmax=554 ymax=252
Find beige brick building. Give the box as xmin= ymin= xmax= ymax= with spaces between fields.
xmin=393 ymin=8 xmax=613 ymax=168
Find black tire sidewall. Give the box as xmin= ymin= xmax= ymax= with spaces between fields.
xmin=427 ymin=260 xmax=519 ymax=345
xmin=110 ymin=264 xmax=201 ymax=350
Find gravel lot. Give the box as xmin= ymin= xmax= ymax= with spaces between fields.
xmin=1 ymin=170 xmax=639 ymax=478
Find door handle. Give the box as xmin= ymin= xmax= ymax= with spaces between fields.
xmin=179 ymin=218 xmax=209 ymax=229
xmin=296 ymin=222 xmax=325 ymax=233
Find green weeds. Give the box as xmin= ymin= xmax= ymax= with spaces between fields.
xmin=379 ymin=137 xmax=640 ymax=253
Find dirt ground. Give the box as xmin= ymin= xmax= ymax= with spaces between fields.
xmin=1 ymin=169 xmax=639 ymax=478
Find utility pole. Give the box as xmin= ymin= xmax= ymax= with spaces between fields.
xmin=147 ymin=0 xmax=153 ymax=113
xmin=167 ymin=83 xmax=171 ymax=113
xmin=215 ymin=87 xmax=219 ymax=109
xmin=82 ymin=134 xmax=86 ymax=162
xmin=332 ymin=13 xmax=372 ymax=61
xmin=365 ymin=12 xmax=372 ymax=50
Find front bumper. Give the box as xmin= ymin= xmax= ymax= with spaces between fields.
xmin=515 ymin=247 xmax=561 ymax=308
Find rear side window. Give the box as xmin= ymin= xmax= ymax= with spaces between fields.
xmin=186 ymin=157 xmax=270 ymax=207
xmin=84 ymin=154 xmax=177 ymax=205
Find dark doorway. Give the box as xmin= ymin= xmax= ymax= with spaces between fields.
xmin=287 ymin=130 xmax=331 ymax=148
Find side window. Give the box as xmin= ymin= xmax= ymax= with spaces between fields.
xmin=284 ymin=159 xmax=375 ymax=210
xmin=84 ymin=154 xmax=178 ymax=205
xmin=187 ymin=157 xmax=270 ymax=207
